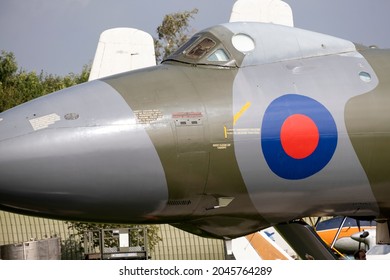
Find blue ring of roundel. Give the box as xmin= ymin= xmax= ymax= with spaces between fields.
xmin=261 ymin=94 xmax=338 ymax=180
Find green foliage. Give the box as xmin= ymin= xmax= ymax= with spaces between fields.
xmin=65 ymin=222 xmax=162 ymax=254
xmin=0 ymin=50 xmax=18 ymax=87
xmin=155 ymin=8 xmax=198 ymax=62
xmin=61 ymin=235 xmax=84 ymax=260
xmin=0 ymin=50 xmax=91 ymax=113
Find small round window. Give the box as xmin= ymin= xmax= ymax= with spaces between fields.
xmin=232 ymin=34 xmax=255 ymax=53
xmin=359 ymin=71 xmax=372 ymax=83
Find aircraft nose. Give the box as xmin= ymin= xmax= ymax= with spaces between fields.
xmin=0 ymin=80 xmax=168 ymax=221
xmin=0 ymin=112 xmax=48 ymax=211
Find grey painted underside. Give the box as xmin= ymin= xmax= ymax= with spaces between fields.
xmin=0 ymin=80 xmax=168 ymax=221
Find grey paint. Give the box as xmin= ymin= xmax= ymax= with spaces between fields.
xmin=0 ymin=80 xmax=168 ymax=221
xmin=221 ymin=22 xmax=356 ymax=67
xmin=231 ymin=39 xmax=380 ymax=221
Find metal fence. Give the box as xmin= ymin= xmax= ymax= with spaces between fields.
xmin=0 ymin=211 xmax=225 ymax=260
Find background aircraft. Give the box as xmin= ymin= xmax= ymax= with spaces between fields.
xmin=1 ymin=0 xmax=390 ymax=259
xmin=316 ymin=216 xmax=390 ymax=259
xmin=316 ymin=217 xmax=376 ymax=254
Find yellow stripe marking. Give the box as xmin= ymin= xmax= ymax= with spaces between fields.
xmin=233 ymin=102 xmax=251 ymax=125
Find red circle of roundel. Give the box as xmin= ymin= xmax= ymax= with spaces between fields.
xmin=280 ymin=114 xmax=320 ymax=160
xmin=261 ymin=94 xmax=338 ymax=180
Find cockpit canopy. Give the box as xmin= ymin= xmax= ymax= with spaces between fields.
xmin=163 ymin=26 xmax=241 ymax=68
xmin=163 ymin=22 xmax=356 ymax=68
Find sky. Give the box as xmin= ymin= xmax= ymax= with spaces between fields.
xmin=1 ymin=0 xmax=389 ymax=76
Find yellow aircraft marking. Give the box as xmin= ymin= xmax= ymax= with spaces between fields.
xmin=223 ymin=102 xmax=252 ymax=139
xmin=233 ymin=102 xmax=251 ymax=125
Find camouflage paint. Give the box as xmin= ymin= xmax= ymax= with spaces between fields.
xmin=345 ymin=48 xmax=390 ymax=218
xmin=1 ymin=23 xmax=389 ymax=239
xmin=104 ymin=63 xmax=268 ymax=238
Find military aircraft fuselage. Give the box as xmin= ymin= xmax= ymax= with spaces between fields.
xmin=1 ymin=23 xmax=390 ymax=239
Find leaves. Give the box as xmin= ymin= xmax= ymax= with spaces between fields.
xmin=155 ymin=8 xmax=198 ymax=62
xmin=65 ymin=222 xmax=162 ymax=254
xmin=0 ymin=50 xmax=18 ymax=87
xmin=0 ymin=50 xmax=91 ymax=113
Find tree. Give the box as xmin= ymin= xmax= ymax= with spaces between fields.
xmin=155 ymin=8 xmax=198 ymax=62
xmin=65 ymin=222 xmax=162 ymax=256
xmin=0 ymin=50 xmax=18 ymax=87
xmin=0 ymin=50 xmax=91 ymax=113
xmin=0 ymin=50 xmax=19 ymax=111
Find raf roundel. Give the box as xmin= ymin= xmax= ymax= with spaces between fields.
xmin=261 ymin=94 xmax=338 ymax=180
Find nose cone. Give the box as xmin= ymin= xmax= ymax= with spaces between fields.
xmin=351 ymin=230 xmax=370 ymax=242
xmin=0 ymin=80 xmax=168 ymax=222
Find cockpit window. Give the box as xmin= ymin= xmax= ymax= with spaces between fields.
xmin=172 ymin=35 xmax=200 ymax=57
xmin=185 ymin=38 xmax=216 ymax=59
xmin=207 ymin=49 xmax=230 ymax=62
xmin=164 ymin=29 xmax=240 ymax=68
